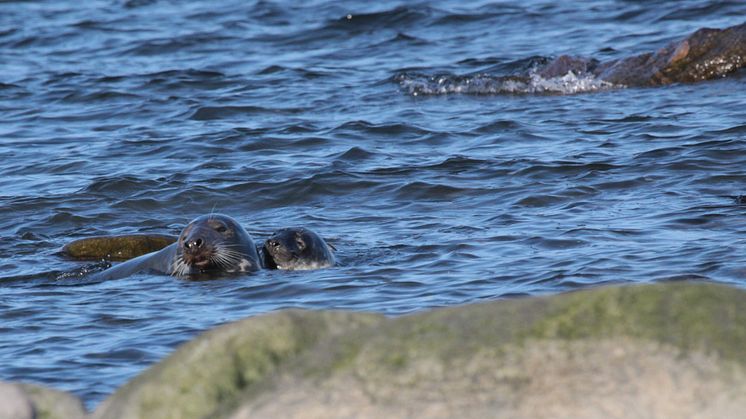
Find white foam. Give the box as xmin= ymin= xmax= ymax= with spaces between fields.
xmin=276 ymin=260 xmax=332 ymax=271
xmin=397 ymin=70 xmax=617 ymax=96
xmin=524 ymin=70 xmax=617 ymax=94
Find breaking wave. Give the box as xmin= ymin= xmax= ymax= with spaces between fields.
xmin=395 ymin=70 xmax=618 ymax=96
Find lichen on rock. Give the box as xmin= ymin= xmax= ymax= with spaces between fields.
xmin=91 ymin=281 xmax=746 ymax=419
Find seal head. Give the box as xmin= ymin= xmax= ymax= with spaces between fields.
xmin=89 ymin=214 xmax=260 ymax=280
xmin=172 ymin=214 xmax=260 ymax=276
xmin=263 ymin=227 xmax=335 ymax=270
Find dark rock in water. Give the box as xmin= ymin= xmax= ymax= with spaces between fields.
xmin=0 ymin=381 xmax=86 ymax=419
xmin=92 ymin=282 xmax=746 ymax=419
xmin=61 ymin=234 xmax=177 ymax=261
xmin=541 ymin=21 xmax=746 ymax=87
xmin=538 ymin=55 xmax=601 ymax=79
xmin=397 ymin=22 xmax=745 ymax=96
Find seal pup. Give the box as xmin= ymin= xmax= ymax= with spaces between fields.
xmin=91 ymin=214 xmax=260 ymax=280
xmin=262 ymin=227 xmax=335 ymax=270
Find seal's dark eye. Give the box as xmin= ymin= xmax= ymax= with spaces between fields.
xmin=295 ymin=237 xmax=306 ymax=250
xmin=216 ymin=225 xmax=227 ymax=233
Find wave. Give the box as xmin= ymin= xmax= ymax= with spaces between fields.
xmin=395 ymin=69 xmax=617 ymax=96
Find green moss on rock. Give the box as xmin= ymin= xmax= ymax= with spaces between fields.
xmin=18 ymin=383 xmax=86 ymax=419
xmin=527 ymin=282 xmax=746 ymax=362
xmin=92 ymin=282 xmax=746 ymax=419
xmin=62 ymin=234 xmax=176 ymax=261
xmin=92 ymin=310 xmax=383 ymax=419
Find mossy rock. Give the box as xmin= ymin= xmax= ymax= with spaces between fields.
xmin=62 ymin=234 xmax=176 ymax=261
xmin=91 ymin=310 xmax=384 ymax=419
xmin=93 ymin=282 xmax=746 ymax=419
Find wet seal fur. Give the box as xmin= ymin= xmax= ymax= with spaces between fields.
xmin=90 ymin=214 xmax=260 ymax=280
xmin=262 ymin=227 xmax=335 ymax=270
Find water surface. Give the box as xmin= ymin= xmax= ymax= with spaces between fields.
xmin=1 ymin=0 xmax=745 ymax=408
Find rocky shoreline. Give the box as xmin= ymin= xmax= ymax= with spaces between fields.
xmin=4 ymin=281 xmax=746 ymax=419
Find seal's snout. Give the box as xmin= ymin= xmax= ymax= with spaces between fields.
xmin=183 ymin=227 xmax=211 ymax=253
xmin=180 ymin=227 xmax=217 ymax=270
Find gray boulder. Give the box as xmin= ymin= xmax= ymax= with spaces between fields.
xmin=0 ymin=382 xmax=33 ymax=419
xmin=93 ymin=282 xmax=746 ymax=419
xmin=0 ymin=381 xmax=85 ymax=419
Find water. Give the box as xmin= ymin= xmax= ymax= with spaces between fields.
xmin=1 ymin=0 xmax=745 ymax=408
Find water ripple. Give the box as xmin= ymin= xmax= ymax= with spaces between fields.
xmin=1 ymin=0 xmax=745 ymax=410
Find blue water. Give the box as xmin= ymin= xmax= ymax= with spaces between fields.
xmin=1 ymin=0 xmax=745 ymax=408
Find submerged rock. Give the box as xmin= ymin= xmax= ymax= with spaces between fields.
xmin=61 ymin=234 xmax=176 ymax=261
xmin=0 ymin=381 xmax=85 ymax=419
xmin=92 ymin=281 xmax=746 ymax=419
xmin=399 ymin=21 xmax=746 ymax=95
xmin=600 ymin=22 xmax=746 ymax=86
xmin=542 ymin=21 xmax=746 ymax=87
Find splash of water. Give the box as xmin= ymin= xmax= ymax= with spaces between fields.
xmin=395 ymin=70 xmax=617 ymax=96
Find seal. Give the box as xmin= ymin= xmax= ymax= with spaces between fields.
xmin=262 ymin=227 xmax=335 ymax=270
xmin=91 ymin=214 xmax=261 ymax=280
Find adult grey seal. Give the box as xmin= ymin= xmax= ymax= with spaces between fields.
xmin=262 ymin=227 xmax=335 ymax=270
xmin=91 ymin=214 xmax=260 ymax=280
